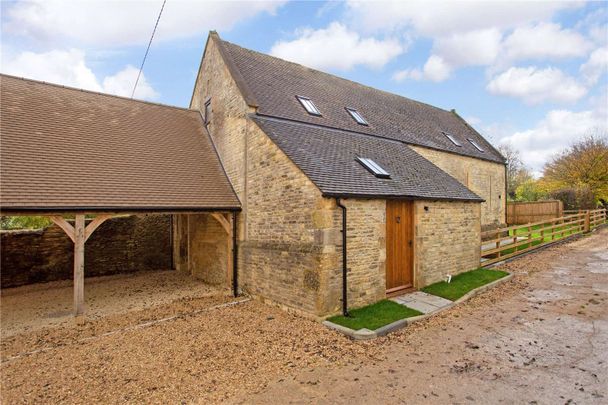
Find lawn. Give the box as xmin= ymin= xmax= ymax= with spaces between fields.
xmin=327 ymin=300 xmax=422 ymax=331
xmin=421 ymin=268 xmax=509 ymax=301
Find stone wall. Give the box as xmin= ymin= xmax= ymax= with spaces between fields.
xmin=410 ymin=146 xmax=506 ymax=228
xmin=1 ymin=215 xmax=172 ymax=288
xmin=414 ymin=201 xmax=481 ymax=287
xmin=321 ymin=199 xmax=387 ymax=314
xmin=172 ymin=213 xmax=229 ymax=285
xmin=243 ymin=120 xmax=329 ymax=315
xmin=191 ymin=36 xmax=251 ymax=239
xmin=188 ymin=35 xmax=484 ymax=317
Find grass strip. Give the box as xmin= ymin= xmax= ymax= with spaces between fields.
xmin=327 ymin=300 xmax=422 ymax=331
xmin=421 ymin=268 xmax=509 ymax=301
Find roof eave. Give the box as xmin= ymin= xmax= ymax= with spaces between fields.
xmin=0 ymin=205 xmax=242 ymax=216
xmin=321 ymin=192 xmax=484 ymax=203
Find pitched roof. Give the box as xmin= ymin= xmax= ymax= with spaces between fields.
xmin=216 ymin=35 xmax=504 ymax=164
xmin=0 ymin=74 xmax=241 ymax=212
xmin=252 ymin=116 xmax=483 ymax=201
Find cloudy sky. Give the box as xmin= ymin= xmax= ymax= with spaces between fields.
xmin=1 ymin=0 xmax=606 ymax=175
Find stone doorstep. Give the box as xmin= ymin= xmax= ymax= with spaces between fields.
xmin=323 ymin=272 xmax=514 ymax=340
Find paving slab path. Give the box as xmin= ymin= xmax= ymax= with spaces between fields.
xmin=391 ymin=291 xmax=453 ymax=314
xmin=237 ymin=228 xmax=608 ymax=404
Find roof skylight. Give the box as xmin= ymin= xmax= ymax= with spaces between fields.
xmin=346 ymin=108 xmax=368 ymax=125
xmin=442 ymin=131 xmax=461 ymax=147
xmin=356 ymin=157 xmax=390 ymax=178
xmin=468 ymin=138 xmax=485 ymax=152
xmin=296 ymin=96 xmax=321 ymax=116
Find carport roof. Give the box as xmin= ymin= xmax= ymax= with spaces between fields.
xmin=0 ymin=74 xmax=241 ymax=213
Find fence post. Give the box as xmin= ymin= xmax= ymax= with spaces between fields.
xmin=584 ymin=211 xmax=590 ymax=233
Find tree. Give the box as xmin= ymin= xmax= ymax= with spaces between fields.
xmin=0 ymin=216 xmax=53 ymax=230
xmin=515 ymin=178 xmax=548 ymax=202
xmin=542 ymin=133 xmax=608 ymax=208
xmin=498 ymin=144 xmax=533 ymax=199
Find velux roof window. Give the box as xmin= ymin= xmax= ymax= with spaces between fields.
xmin=346 ymin=107 xmax=368 ymax=125
xmin=442 ymin=131 xmax=461 ymax=147
xmin=356 ymin=157 xmax=390 ymax=179
xmin=468 ymin=138 xmax=485 ymax=152
xmin=296 ymin=95 xmax=321 ymax=116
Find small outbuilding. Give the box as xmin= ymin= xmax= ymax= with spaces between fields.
xmin=0 ymin=74 xmax=241 ymax=316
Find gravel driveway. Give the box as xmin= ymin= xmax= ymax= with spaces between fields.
xmin=1 ymin=227 xmax=606 ymax=403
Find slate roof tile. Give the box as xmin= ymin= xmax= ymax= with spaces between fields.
xmin=218 ymin=37 xmax=504 ymax=164
xmin=252 ymin=116 xmax=483 ymax=201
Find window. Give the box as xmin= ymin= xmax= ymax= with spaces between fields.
xmin=204 ymin=98 xmax=212 ymax=124
xmin=442 ymin=131 xmax=461 ymax=147
xmin=346 ymin=107 xmax=368 ymax=125
xmin=468 ymin=138 xmax=485 ymax=152
xmin=296 ymin=96 xmax=321 ymax=116
xmin=356 ymin=157 xmax=390 ymax=178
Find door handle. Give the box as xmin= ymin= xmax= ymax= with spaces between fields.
xmin=408 ymin=240 xmax=412 ymax=247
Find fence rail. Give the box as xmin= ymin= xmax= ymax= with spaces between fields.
xmin=481 ymin=208 xmax=606 ymax=266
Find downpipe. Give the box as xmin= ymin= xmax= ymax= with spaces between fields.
xmin=336 ymin=198 xmax=349 ymax=317
xmin=232 ymin=211 xmax=239 ymax=297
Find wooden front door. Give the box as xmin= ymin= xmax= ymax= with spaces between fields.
xmin=386 ymin=200 xmax=414 ymax=293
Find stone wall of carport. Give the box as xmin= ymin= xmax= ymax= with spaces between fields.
xmin=172 ymin=213 xmax=229 ymax=285
xmin=414 ymin=200 xmax=481 ymax=287
xmin=1 ymin=215 xmax=171 ymax=288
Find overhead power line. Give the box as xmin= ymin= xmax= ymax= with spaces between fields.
xmin=131 ymin=0 xmax=167 ymax=98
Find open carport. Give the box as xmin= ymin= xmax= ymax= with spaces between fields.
xmin=0 ymin=74 xmax=241 ymax=318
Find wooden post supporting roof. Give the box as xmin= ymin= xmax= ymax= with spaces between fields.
xmin=74 ymin=215 xmax=85 ymax=316
xmin=50 ymin=214 xmax=111 ymax=317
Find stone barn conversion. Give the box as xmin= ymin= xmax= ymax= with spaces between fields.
xmin=0 ymin=31 xmax=506 ymax=319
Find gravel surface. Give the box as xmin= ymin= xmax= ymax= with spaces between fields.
xmin=1 ymin=228 xmax=606 ymax=403
xmin=1 ymin=270 xmax=225 ymax=338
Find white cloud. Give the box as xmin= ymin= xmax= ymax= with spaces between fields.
xmin=392 ymin=68 xmax=422 ymax=82
xmin=422 ymin=55 xmax=451 ymax=82
xmin=498 ymin=106 xmax=607 ymax=173
xmin=346 ymin=0 xmax=582 ymax=36
xmin=392 ymin=55 xmax=451 ymax=82
xmin=580 ymin=47 xmax=608 ymax=85
xmin=350 ymin=2 xmax=591 ymax=84
xmin=1 ymin=49 xmax=159 ymax=100
xmin=486 ymin=66 xmax=587 ymax=105
xmin=102 ymin=65 xmax=159 ymax=100
xmin=433 ymin=28 xmax=502 ymax=67
xmin=3 ymin=0 xmax=285 ymax=46
xmin=270 ymin=22 xmax=404 ymax=71
xmin=503 ymin=22 xmax=593 ymax=62
xmin=1 ymin=49 xmax=102 ymax=91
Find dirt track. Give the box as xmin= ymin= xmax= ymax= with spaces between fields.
xmin=1 ymin=228 xmax=606 ymax=403
xmin=239 ymin=228 xmax=608 ymax=404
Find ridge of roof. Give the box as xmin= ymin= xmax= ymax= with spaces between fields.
xmin=219 ymin=38 xmax=457 ymax=117
xmin=0 ymin=73 xmax=196 ymax=113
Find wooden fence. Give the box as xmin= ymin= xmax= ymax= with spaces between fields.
xmin=481 ymin=208 xmax=606 ymax=266
xmin=506 ymin=200 xmax=563 ymax=225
